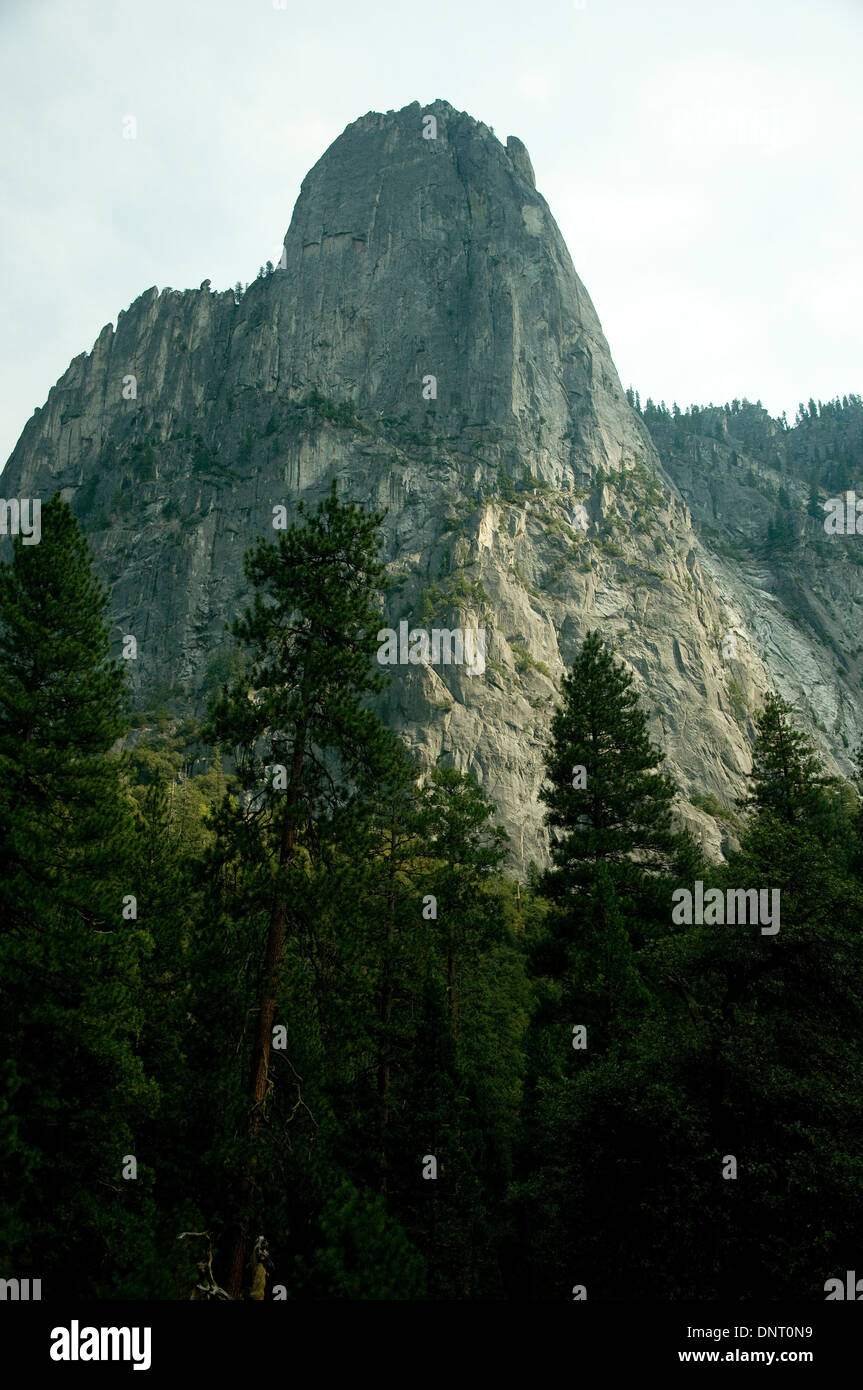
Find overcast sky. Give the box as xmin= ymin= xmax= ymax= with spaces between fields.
xmin=1 ymin=0 xmax=861 ymax=465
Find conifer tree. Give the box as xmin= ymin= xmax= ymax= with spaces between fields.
xmin=297 ymin=729 xmax=429 ymax=1196
xmin=0 ymin=496 xmax=132 ymax=924
xmin=540 ymin=630 xmax=679 ymax=899
xmin=529 ymin=629 xmax=688 ymax=1058
xmin=413 ymin=769 xmax=521 ymax=1296
xmin=627 ymin=695 xmax=863 ymax=1298
xmin=0 ymin=495 xmax=156 ymax=1295
xmin=741 ymin=690 xmax=829 ymax=825
xmin=203 ymin=482 xmax=392 ymax=1297
xmin=515 ymin=630 xmax=709 ymax=1293
xmin=539 ymin=631 xmax=686 ymax=945
xmin=419 ymin=767 xmax=508 ymax=1033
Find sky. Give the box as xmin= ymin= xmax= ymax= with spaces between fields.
xmin=1 ymin=0 xmax=861 ymax=465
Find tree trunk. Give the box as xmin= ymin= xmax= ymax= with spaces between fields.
xmin=226 ymin=714 xmax=307 ymax=1299
xmin=447 ymin=927 xmax=458 ymax=1037
xmin=376 ymin=826 xmax=398 ymax=1191
xmin=376 ymin=956 xmax=393 ymax=1191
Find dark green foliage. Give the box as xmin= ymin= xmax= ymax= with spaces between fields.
xmin=540 ymin=630 xmax=680 ymax=893
xmin=2 ymin=498 xmax=860 ymax=1303
xmin=517 ymin=660 xmax=863 ymax=1299
xmin=641 ymin=392 xmax=863 ymax=555
xmin=0 ymin=496 xmax=159 ymax=1296
xmin=740 ymin=690 xmax=832 ymax=824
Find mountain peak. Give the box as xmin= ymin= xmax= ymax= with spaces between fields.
xmin=273 ymin=98 xmax=606 ymax=440
xmin=285 ymin=98 xmax=537 ymax=252
xmin=5 ymin=103 xmax=857 ymax=870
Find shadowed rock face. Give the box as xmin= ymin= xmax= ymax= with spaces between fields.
xmin=2 ymin=99 xmax=857 ymax=872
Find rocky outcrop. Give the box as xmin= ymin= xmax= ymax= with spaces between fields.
xmin=2 ymin=100 xmax=857 ymax=871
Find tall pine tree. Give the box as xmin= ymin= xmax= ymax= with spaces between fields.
xmin=0 ymin=495 xmax=156 ymax=1296
xmin=202 ymin=483 xmax=394 ymax=1297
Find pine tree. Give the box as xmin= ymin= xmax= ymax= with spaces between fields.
xmin=296 ymin=728 xmax=429 ymax=1197
xmin=413 ymin=769 xmax=519 ymax=1295
xmin=540 ymin=630 xmax=679 ymax=899
xmin=740 ymin=691 xmax=829 ymax=825
xmin=515 ymin=631 xmax=697 ymax=1292
xmin=419 ymin=767 xmax=508 ymax=1034
xmin=0 ymin=495 xmax=157 ymax=1295
xmin=533 ymin=627 xmax=688 ymax=1043
xmin=203 ymin=482 xmax=392 ymax=1297
xmin=0 ymin=496 xmax=132 ymax=924
xmin=629 ymin=695 xmax=863 ymax=1298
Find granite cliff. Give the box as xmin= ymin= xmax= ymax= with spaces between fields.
xmin=2 ymin=99 xmax=860 ymax=871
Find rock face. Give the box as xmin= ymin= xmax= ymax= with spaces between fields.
xmin=1 ymin=99 xmax=858 ymax=871
xmin=646 ymin=400 xmax=863 ymax=783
